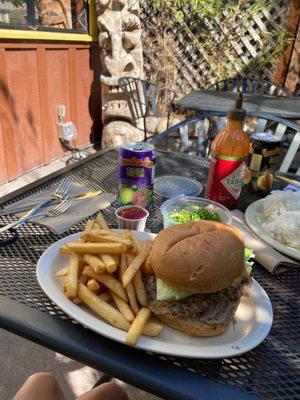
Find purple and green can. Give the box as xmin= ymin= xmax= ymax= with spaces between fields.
xmin=118 ymin=142 xmax=156 ymax=209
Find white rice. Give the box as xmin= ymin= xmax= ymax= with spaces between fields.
xmin=261 ymin=191 xmax=300 ymax=248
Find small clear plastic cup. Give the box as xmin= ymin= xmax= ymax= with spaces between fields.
xmin=115 ymin=205 xmax=149 ymax=231
xmin=160 ymin=195 xmax=233 ymax=228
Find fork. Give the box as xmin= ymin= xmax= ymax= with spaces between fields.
xmin=19 ymin=195 xmax=76 ymax=222
xmin=29 ymin=178 xmax=72 ymax=213
xmin=0 ymin=179 xmax=72 ymax=234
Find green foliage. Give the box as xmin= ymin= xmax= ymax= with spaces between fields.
xmin=0 ymin=0 xmax=26 ymax=7
xmin=143 ymin=0 xmax=288 ymax=90
xmin=8 ymin=8 xmax=26 ymax=25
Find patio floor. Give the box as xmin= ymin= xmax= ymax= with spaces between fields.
xmin=0 ymin=328 xmax=160 ymax=400
xmin=0 ymin=146 xmax=98 ymax=198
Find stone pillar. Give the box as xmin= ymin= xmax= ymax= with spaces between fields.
xmin=97 ymin=0 xmax=144 ymax=147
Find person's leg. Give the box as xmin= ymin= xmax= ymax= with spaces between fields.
xmin=13 ymin=372 xmax=65 ymax=400
xmin=76 ymin=381 xmax=129 ymax=400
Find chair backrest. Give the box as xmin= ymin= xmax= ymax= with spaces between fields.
xmin=118 ymin=77 xmax=176 ymax=125
xmin=149 ymin=111 xmax=300 ymax=175
xmin=209 ymin=77 xmax=292 ymax=97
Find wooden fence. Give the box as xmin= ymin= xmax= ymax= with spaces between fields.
xmin=0 ymin=42 xmax=101 ymax=184
xmin=141 ymin=0 xmax=300 ymax=95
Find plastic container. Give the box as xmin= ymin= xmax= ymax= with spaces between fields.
xmin=115 ymin=205 xmax=149 ymax=231
xmin=160 ymin=196 xmax=233 ymax=228
xmin=154 ymin=175 xmax=203 ymax=198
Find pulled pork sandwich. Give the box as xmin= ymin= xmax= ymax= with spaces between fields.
xmin=144 ymin=221 xmax=252 ymax=337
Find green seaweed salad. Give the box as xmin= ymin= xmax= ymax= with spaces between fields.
xmin=169 ymin=207 xmax=221 ymax=223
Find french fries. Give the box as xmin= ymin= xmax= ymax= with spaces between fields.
xmin=93 ymin=221 xmax=101 ymax=230
xmin=82 ymin=267 xmax=128 ymax=302
xmin=132 ymin=269 xmax=148 ymax=307
xmin=82 ymin=232 xmax=132 ymax=247
xmin=66 ymin=254 xmax=80 ymax=299
xmin=142 ymin=254 xmax=154 ymax=276
xmin=78 ymin=283 xmax=130 ymax=331
xmin=99 ymin=291 xmax=112 ymax=302
xmin=143 ymin=322 xmax=164 ymax=337
xmin=96 ymin=211 xmax=109 ymax=230
xmin=123 ymin=230 xmax=141 ymax=253
xmin=59 ymin=245 xmax=72 ymax=255
xmin=126 ymin=253 xmax=148 ymax=307
xmin=58 ymin=214 xmax=164 ymax=346
xmin=87 ymin=278 xmax=100 ymax=292
xmin=110 ymin=291 xmax=135 ymax=322
xmin=55 ymin=267 xmax=68 ymax=276
xmin=83 ymin=254 xmax=106 ymax=274
xmin=122 ymin=240 xmax=152 ymax=287
xmin=101 ymin=254 xmax=117 ymax=273
xmin=120 ymin=253 xmax=139 ymax=315
xmin=72 ymin=296 xmax=83 ymax=305
xmin=66 ymin=242 xmax=125 ymax=254
xmin=126 ymin=308 xmax=152 ymax=345
xmin=84 ymin=219 xmax=95 ymax=232
xmin=79 ymin=274 xmax=88 ymax=285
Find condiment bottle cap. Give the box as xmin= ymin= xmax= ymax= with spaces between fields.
xmin=228 ymin=92 xmax=246 ymax=121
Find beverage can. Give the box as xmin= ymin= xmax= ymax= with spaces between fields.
xmin=243 ymin=132 xmax=281 ymax=193
xmin=118 ymin=142 xmax=156 ymax=209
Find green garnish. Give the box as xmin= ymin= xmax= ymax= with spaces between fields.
xmin=244 ymin=248 xmax=255 ymax=275
xmin=156 ymin=278 xmax=191 ymax=301
xmin=169 ymin=207 xmax=221 ymax=223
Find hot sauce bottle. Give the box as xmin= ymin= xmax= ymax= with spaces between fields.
xmin=205 ymin=93 xmax=250 ymax=210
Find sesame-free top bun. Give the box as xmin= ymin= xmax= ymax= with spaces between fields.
xmin=150 ymin=221 xmax=245 ymax=293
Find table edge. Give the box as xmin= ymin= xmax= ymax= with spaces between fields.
xmin=0 ymin=296 xmax=259 ymax=400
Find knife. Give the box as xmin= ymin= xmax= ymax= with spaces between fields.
xmin=276 ymin=175 xmax=300 ymax=189
xmin=0 ymin=190 xmax=103 ymax=216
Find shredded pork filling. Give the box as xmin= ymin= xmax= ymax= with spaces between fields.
xmin=144 ymin=276 xmax=249 ymax=325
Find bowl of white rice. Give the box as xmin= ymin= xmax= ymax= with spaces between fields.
xmin=261 ymin=191 xmax=300 ymax=249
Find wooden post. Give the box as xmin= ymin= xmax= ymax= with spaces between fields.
xmin=37 ymin=47 xmax=52 ymax=165
xmin=284 ymin=21 xmax=300 ymax=93
xmin=273 ymin=0 xmax=300 ymax=88
xmin=0 ymin=48 xmax=20 ymax=180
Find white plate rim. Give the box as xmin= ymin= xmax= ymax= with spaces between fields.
xmin=36 ymin=230 xmax=273 ymax=359
xmin=245 ymin=199 xmax=300 ymax=261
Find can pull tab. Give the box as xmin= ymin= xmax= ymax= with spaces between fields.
xmin=133 ymin=144 xmax=144 ymax=151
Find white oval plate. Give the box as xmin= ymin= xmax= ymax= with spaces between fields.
xmin=245 ymin=199 xmax=300 ymax=261
xmin=37 ymin=230 xmax=273 ymax=359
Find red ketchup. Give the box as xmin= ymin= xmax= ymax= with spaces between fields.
xmin=117 ymin=207 xmax=148 ymax=220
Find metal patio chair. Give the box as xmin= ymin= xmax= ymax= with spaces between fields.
xmin=149 ymin=111 xmax=300 ymax=175
xmin=209 ymin=77 xmax=292 ymax=97
xmin=118 ymin=77 xmax=177 ymax=141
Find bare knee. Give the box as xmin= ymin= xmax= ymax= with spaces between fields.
xmin=100 ymin=381 xmax=129 ymax=400
xmin=26 ymin=372 xmax=55 ymax=384
xmin=25 ymin=372 xmax=60 ymax=392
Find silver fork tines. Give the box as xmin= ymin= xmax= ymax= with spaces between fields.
xmin=53 ymin=179 xmax=72 ymax=200
xmin=46 ymin=195 xmax=76 ymax=217
xmin=0 ymin=179 xmax=74 ymax=235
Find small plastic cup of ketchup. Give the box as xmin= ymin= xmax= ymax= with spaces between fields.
xmin=115 ymin=205 xmax=149 ymax=231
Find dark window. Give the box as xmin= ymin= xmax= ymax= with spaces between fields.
xmin=0 ymin=0 xmax=88 ymax=33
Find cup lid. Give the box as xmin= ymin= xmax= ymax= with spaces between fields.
xmin=154 ymin=175 xmax=203 ymax=198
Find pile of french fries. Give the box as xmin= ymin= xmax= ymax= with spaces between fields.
xmin=56 ymin=212 xmax=163 ymax=345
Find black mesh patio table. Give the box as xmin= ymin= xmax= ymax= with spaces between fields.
xmin=0 ymin=149 xmax=299 ymax=400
